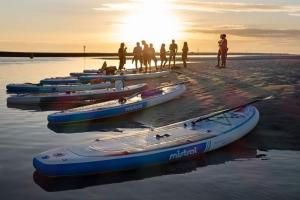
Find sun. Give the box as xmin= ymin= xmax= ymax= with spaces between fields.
xmin=118 ymin=0 xmax=182 ymax=48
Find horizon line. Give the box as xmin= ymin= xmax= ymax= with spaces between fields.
xmin=0 ymin=51 xmax=298 ymax=57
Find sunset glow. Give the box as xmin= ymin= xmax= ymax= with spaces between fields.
xmin=118 ymin=0 xmax=183 ymax=47
xmin=0 ymin=0 xmax=300 ymax=53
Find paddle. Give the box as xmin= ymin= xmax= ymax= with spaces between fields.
xmin=191 ymin=95 xmax=274 ymax=125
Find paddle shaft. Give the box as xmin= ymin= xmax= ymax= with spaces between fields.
xmin=192 ymin=96 xmax=273 ymax=124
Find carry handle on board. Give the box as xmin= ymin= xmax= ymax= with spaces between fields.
xmin=191 ymin=95 xmax=274 ymax=125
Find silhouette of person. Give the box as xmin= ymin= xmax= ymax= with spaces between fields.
xmin=141 ymin=40 xmax=150 ymax=72
xmin=169 ymin=39 xmax=178 ymax=68
xmin=118 ymin=43 xmax=127 ymax=70
xmin=216 ymin=34 xmax=223 ymax=68
xmin=101 ymin=61 xmax=107 ymax=71
xmin=220 ymin=34 xmax=228 ymax=68
xmin=182 ymin=42 xmax=189 ymax=68
xmin=149 ymin=43 xmax=158 ymax=71
xmin=132 ymin=42 xmax=143 ymax=70
xmin=160 ymin=43 xmax=168 ymax=70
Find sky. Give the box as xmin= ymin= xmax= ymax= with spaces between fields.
xmin=0 ymin=0 xmax=300 ymax=53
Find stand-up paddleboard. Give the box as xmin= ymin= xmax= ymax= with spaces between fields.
xmin=70 ymin=72 xmax=101 ymax=77
xmin=33 ymin=101 xmax=261 ymax=177
xmin=70 ymin=69 xmax=137 ymax=77
xmin=83 ymin=68 xmax=136 ymax=74
xmin=79 ymin=71 xmax=169 ymax=82
xmin=7 ymin=84 xmax=147 ymax=105
xmin=48 ymin=83 xmax=186 ymax=124
xmin=40 ymin=77 xmax=80 ymax=85
xmin=6 ymin=82 xmax=111 ymax=93
xmin=83 ymin=69 xmax=100 ymax=73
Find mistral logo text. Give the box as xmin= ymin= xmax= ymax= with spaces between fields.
xmin=169 ymin=147 xmax=197 ymax=160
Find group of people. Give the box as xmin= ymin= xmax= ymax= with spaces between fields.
xmin=118 ymin=35 xmax=228 ymax=71
xmin=118 ymin=39 xmax=189 ymax=72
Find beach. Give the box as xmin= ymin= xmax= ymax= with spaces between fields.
xmin=0 ymin=56 xmax=299 ymax=199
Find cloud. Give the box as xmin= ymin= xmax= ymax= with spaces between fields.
xmin=93 ymin=0 xmax=146 ymax=12
xmin=93 ymin=1 xmax=300 ymax=16
xmin=187 ymin=27 xmax=300 ymax=38
xmin=174 ymin=1 xmax=294 ymax=12
xmin=93 ymin=3 xmax=134 ymax=11
xmin=288 ymin=13 xmax=300 ymax=17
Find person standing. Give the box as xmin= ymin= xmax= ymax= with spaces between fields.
xmin=141 ymin=40 xmax=150 ymax=72
xmin=160 ymin=43 xmax=168 ymax=70
xmin=216 ymin=34 xmax=223 ymax=68
xmin=182 ymin=42 xmax=189 ymax=68
xmin=220 ymin=34 xmax=228 ymax=68
xmin=118 ymin=43 xmax=127 ymax=70
xmin=169 ymin=39 xmax=178 ymax=69
xmin=132 ymin=42 xmax=143 ymax=70
xmin=149 ymin=43 xmax=158 ymax=71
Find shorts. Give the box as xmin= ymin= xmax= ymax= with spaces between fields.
xmin=160 ymin=55 xmax=167 ymax=61
xmin=169 ymin=53 xmax=176 ymax=59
